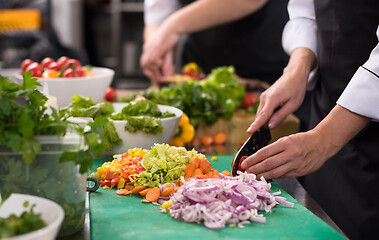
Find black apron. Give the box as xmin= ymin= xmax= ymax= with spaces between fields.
xmin=300 ymin=1 xmax=379 ymax=239
xmin=178 ymin=0 xmax=289 ymax=85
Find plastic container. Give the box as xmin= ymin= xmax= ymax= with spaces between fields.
xmin=0 ymin=133 xmax=86 ymax=237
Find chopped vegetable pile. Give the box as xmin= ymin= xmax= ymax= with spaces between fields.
xmin=91 ymin=148 xmax=149 ymax=189
xmin=161 ymin=172 xmax=294 ymax=229
xmin=90 ymin=145 xmax=294 ymax=230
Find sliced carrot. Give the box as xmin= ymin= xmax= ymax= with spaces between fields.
xmin=192 ymin=168 xmax=203 ymax=178
xmin=145 ymin=187 xmax=160 ymax=202
xmin=184 ymin=163 xmax=197 ymax=179
xmin=124 ymin=185 xmax=135 ymax=191
xmin=141 ymin=199 xmax=150 ymax=203
xmin=132 ymin=185 xmax=147 ymax=194
xmin=192 ymin=157 xmax=201 ymax=168
xmin=139 ymin=188 xmax=152 ymax=197
xmin=205 ymin=171 xmax=214 ymax=178
xmin=220 ymin=170 xmax=233 ymax=177
xmin=201 ymin=135 xmax=213 ymax=146
xmin=199 ymin=158 xmax=212 ymax=174
xmin=197 ymin=175 xmax=208 ymax=179
xmin=161 ymin=187 xmax=176 ymax=197
xmin=213 ymin=132 xmax=227 ymax=145
xmin=116 ymin=189 xmax=133 ymax=195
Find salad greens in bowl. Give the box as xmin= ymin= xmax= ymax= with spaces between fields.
xmin=63 ymin=96 xmax=183 ymax=156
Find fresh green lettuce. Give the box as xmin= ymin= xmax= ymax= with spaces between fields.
xmin=133 ymin=143 xmax=205 ymax=187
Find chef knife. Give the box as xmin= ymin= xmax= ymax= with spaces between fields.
xmin=231 ymin=126 xmax=271 ymax=176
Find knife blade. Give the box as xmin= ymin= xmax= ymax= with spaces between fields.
xmin=231 ymin=126 xmax=271 ymax=176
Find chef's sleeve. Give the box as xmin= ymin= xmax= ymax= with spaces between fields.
xmin=282 ymin=0 xmax=319 ymax=90
xmin=144 ymin=0 xmax=180 ymax=25
xmin=337 ymin=26 xmax=379 ymax=121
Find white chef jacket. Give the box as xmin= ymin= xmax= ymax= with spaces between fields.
xmin=144 ymin=0 xmax=179 ymax=25
xmin=282 ymin=0 xmax=379 ymax=121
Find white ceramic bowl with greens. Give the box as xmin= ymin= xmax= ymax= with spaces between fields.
xmin=0 ymin=193 xmax=64 ymax=240
xmin=108 ymin=103 xmax=183 ymax=154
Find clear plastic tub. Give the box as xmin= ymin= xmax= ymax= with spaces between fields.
xmin=0 ymin=133 xmax=86 ymax=237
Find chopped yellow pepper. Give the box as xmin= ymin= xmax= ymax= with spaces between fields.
xmin=169 ymin=113 xmax=195 ymax=147
xmin=117 ymin=177 xmax=126 ymax=189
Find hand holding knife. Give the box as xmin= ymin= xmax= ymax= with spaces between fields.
xmin=231 ymin=126 xmax=271 ymax=176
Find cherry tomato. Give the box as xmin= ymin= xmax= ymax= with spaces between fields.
xmin=40 ymin=57 xmax=54 ymax=69
xmin=21 ymin=59 xmax=34 ymax=72
xmin=66 ymin=59 xmax=82 ymax=70
xmin=47 ymin=62 xmax=61 ymax=71
xmin=76 ymin=68 xmax=86 ymax=77
xmin=62 ymin=68 xmax=77 ymax=78
xmin=57 ymin=56 xmax=70 ymax=69
xmin=242 ymin=93 xmax=258 ymax=109
xmin=25 ymin=62 xmax=42 ymax=77
xmin=104 ymin=87 xmax=116 ymax=102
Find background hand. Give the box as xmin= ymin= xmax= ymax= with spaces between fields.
xmin=247 ymin=48 xmax=316 ymax=134
xmin=140 ymin=26 xmax=180 ymax=82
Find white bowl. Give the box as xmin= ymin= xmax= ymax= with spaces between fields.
xmin=0 ymin=193 xmax=64 ymax=240
xmin=16 ymin=67 xmax=114 ymax=107
xmin=68 ymin=103 xmax=183 ymax=156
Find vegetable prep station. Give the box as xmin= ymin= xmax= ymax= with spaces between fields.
xmin=0 ymin=66 xmax=347 ymax=240
xmin=70 ymin=156 xmax=346 ymax=240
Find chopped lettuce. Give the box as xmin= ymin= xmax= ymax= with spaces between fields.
xmin=124 ymin=116 xmax=163 ymax=134
xmin=133 ymin=143 xmax=205 ymax=187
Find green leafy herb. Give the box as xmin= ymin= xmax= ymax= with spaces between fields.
xmin=122 ymin=66 xmax=245 ymax=127
xmin=0 ymin=73 xmax=104 ymax=173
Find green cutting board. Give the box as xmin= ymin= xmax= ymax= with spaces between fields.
xmin=89 ymin=156 xmax=346 ymax=240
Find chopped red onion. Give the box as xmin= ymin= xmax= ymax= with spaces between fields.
xmin=160 ymin=171 xmax=294 ymax=229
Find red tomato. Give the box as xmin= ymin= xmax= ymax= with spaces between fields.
xmin=104 ymin=87 xmax=116 ymax=102
xmin=47 ymin=62 xmax=61 ymax=71
xmin=40 ymin=57 xmax=54 ymax=69
xmin=103 ymin=170 xmax=118 ymax=181
xmin=62 ymin=68 xmax=77 ymax=78
xmin=99 ymin=180 xmax=111 ymax=187
xmin=242 ymin=93 xmax=258 ymax=109
xmin=76 ymin=68 xmax=86 ymax=77
xmin=66 ymin=59 xmax=82 ymax=70
xmin=21 ymin=59 xmax=34 ymax=72
xmin=136 ymin=166 xmax=145 ymax=174
xmin=25 ymin=62 xmax=42 ymax=77
xmin=57 ymin=56 xmax=70 ymax=69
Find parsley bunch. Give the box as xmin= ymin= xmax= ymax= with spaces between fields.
xmin=0 ymin=73 xmax=104 ymax=174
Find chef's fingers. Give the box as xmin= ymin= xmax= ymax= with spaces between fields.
xmin=162 ymin=52 xmax=175 ymax=77
xmin=255 ymin=163 xmax=297 ymax=180
xmin=267 ymin=101 xmax=296 ymax=129
xmin=247 ymin=97 xmax=276 ymax=134
xmin=143 ymin=67 xmax=163 ymax=82
xmin=240 ymin=141 xmax=284 ymax=170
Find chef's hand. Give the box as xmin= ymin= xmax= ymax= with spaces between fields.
xmin=240 ymin=130 xmax=329 ymax=179
xmin=247 ymin=48 xmax=316 ymax=134
xmin=140 ymin=26 xmax=179 ymax=82
xmin=241 ymin=105 xmax=371 ymax=179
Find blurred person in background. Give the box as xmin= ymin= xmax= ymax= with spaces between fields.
xmin=240 ymin=0 xmax=379 ymax=239
xmin=140 ymin=0 xmax=288 ymax=85
xmin=140 ymin=0 xmax=311 ymax=131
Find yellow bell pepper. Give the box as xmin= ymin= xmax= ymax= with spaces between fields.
xmin=169 ymin=113 xmax=195 ymax=147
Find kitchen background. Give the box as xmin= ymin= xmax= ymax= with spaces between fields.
xmin=0 ymin=0 xmax=152 ymax=89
